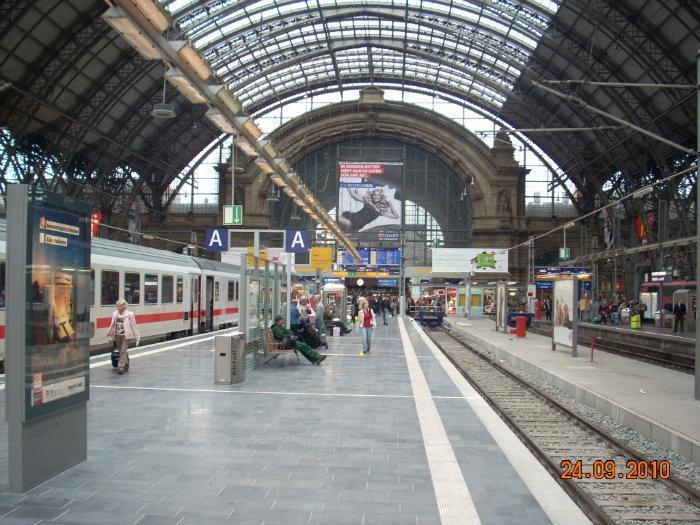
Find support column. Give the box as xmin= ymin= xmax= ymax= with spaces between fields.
xmin=695 ymin=49 xmax=699 ymax=400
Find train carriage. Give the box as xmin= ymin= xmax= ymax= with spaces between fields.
xmin=0 ymin=219 xmax=241 ymax=370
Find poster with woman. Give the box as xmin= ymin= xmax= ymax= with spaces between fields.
xmin=338 ymin=162 xmax=402 ymax=243
xmin=552 ymin=277 xmax=578 ymax=356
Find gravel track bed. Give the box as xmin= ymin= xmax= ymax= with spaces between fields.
xmin=428 ymin=329 xmax=700 ymax=525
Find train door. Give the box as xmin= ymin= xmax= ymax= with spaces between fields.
xmin=191 ymin=276 xmax=200 ymax=334
xmin=202 ymin=275 xmax=214 ymax=333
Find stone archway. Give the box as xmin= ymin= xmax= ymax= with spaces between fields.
xmin=252 ymin=87 xmax=528 ymax=248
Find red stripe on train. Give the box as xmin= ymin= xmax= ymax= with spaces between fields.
xmin=0 ymin=325 xmax=4 ymax=340
xmin=94 ymin=308 xmax=239 ymax=330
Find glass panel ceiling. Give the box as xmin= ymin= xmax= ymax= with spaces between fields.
xmin=160 ymin=0 xmax=560 ymax=112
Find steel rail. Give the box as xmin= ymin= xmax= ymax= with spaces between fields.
xmin=430 ymin=326 xmax=700 ymax=521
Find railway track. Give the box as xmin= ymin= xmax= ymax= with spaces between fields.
xmin=427 ymin=327 xmax=700 ymax=525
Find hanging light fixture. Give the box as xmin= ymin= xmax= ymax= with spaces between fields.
xmin=267 ymin=188 xmax=280 ymax=202
xmin=290 ymin=202 xmax=301 ymax=221
xmin=151 ymin=73 xmax=176 ymax=119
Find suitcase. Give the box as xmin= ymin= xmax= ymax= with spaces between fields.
xmin=111 ymin=341 xmax=120 ymax=368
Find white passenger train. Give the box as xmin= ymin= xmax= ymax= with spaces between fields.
xmin=0 ymin=219 xmax=241 ymax=370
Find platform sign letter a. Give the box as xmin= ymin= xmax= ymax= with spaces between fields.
xmin=205 ymin=228 xmax=229 ymax=252
xmin=285 ymin=229 xmax=309 ymax=253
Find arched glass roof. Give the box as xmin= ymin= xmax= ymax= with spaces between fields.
xmin=162 ymin=0 xmax=560 ymax=112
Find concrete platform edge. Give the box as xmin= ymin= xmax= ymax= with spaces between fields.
xmin=446 ymin=321 xmax=700 ymax=465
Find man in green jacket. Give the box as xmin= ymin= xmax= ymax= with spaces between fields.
xmin=271 ymin=315 xmax=327 ymax=365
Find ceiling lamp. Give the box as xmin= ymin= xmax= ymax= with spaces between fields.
xmin=165 ymin=68 xmax=206 ymax=103
xmin=169 ymin=40 xmax=213 ymax=80
xmin=283 ymin=187 xmax=296 ymax=197
xmin=205 ymin=108 xmax=235 ymax=133
xmin=255 ymin=158 xmax=274 ymax=173
xmin=151 ymin=74 xmax=175 ymax=119
xmin=270 ymin=175 xmax=287 ymax=187
xmin=209 ymin=85 xmax=242 ymax=115
xmin=275 ymin=158 xmax=290 ymax=173
xmin=293 ymin=197 xmax=305 ymax=207
xmin=127 ymin=0 xmax=171 ymax=32
xmin=103 ymin=7 xmax=164 ymax=60
xmin=266 ymin=189 xmax=280 ymax=202
xmin=235 ymin=117 xmax=262 ymax=140
xmin=235 ymin=136 xmax=258 ymax=157
xmin=290 ymin=203 xmax=301 ymax=222
xmin=258 ymin=140 xmax=276 ymax=157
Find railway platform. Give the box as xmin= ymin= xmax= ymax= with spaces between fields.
xmin=444 ymin=317 xmax=700 ymax=464
xmin=0 ymin=319 xmax=589 ymax=525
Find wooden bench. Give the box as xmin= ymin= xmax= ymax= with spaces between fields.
xmin=263 ymin=330 xmax=300 ymax=364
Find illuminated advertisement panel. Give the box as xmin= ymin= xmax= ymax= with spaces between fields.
xmin=25 ymin=194 xmax=91 ymax=420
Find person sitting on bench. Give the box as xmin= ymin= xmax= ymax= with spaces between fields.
xmin=271 ymin=315 xmax=327 ymax=365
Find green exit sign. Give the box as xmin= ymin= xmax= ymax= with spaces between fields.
xmin=559 ymin=247 xmax=571 ymax=260
xmin=223 ymin=205 xmax=243 ymax=226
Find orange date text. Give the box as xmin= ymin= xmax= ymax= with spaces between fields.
xmin=560 ymin=459 xmax=671 ymax=480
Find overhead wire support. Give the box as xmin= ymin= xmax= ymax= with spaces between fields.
xmin=530 ymin=81 xmax=697 ymax=156
xmin=497 ymin=164 xmax=697 ymax=255
xmin=539 ymin=79 xmax=699 ymax=90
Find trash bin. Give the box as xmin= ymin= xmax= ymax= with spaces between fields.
xmin=630 ymin=314 xmax=641 ymax=330
xmin=654 ymin=311 xmax=662 ymax=327
xmin=514 ymin=315 xmax=527 ymax=337
xmin=214 ymin=333 xmax=246 ymax=384
xmin=611 ymin=312 xmax=619 ymax=325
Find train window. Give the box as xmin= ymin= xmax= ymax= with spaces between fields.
xmin=214 ymin=281 xmax=220 ymax=302
xmin=89 ymin=270 xmax=95 ymax=306
xmin=101 ymin=270 xmax=119 ymax=306
xmin=235 ymin=281 xmax=239 ymax=301
xmin=124 ymin=272 xmax=141 ymax=305
xmin=0 ymin=262 xmax=5 ymax=308
xmin=228 ymin=281 xmax=235 ymax=301
xmin=162 ymin=275 xmax=174 ymax=304
xmin=176 ymin=276 xmax=183 ymax=303
xmin=144 ymin=274 xmax=158 ymax=304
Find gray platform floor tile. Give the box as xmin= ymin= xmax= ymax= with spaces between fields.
xmin=0 ymin=320 xmax=564 ymax=525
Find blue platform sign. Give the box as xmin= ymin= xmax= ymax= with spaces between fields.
xmin=205 ymin=228 xmax=228 ymax=252
xmin=285 ymin=229 xmax=310 ymax=253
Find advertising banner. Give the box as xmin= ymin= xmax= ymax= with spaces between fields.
xmin=495 ymin=283 xmax=507 ymax=332
xmin=338 ymin=162 xmax=402 ymax=242
xmin=432 ymin=248 xmax=509 ymax=273
xmin=26 ymin=197 xmax=91 ymax=420
xmin=552 ymin=277 xmax=578 ymax=355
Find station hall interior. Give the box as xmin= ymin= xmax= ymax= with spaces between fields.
xmin=0 ymin=1 xmax=699 ymax=524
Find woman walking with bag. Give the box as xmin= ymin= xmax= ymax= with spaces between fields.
xmin=107 ymin=300 xmax=140 ymax=375
xmin=358 ymin=300 xmax=376 ymax=355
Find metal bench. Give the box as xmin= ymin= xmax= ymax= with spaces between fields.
xmin=263 ymin=330 xmax=300 ymax=364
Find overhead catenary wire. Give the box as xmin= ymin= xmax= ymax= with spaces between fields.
xmin=96 ymin=221 xmax=207 ymax=252
xmin=497 ymin=164 xmax=697 ymax=256
xmin=540 ymin=79 xmax=699 ymax=90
